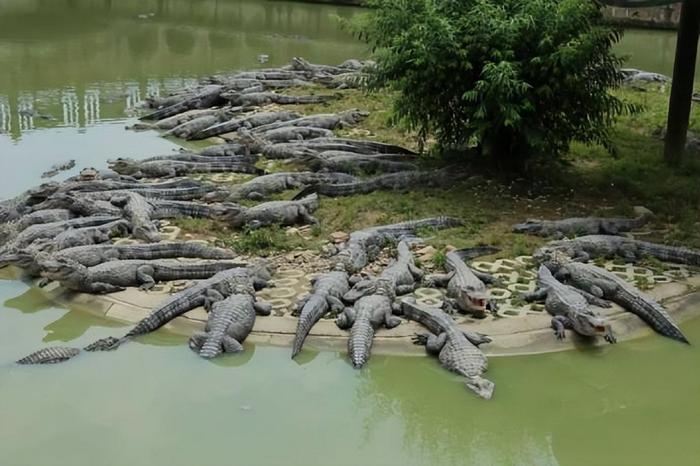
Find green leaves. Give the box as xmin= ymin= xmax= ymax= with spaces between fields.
xmin=355 ymin=0 xmax=628 ymax=169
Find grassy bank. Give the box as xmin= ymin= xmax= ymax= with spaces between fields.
xmin=174 ymin=83 xmax=700 ymax=258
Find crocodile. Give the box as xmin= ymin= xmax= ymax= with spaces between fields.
xmin=261 ymin=137 xmax=416 ymax=160
xmin=335 ymin=279 xmax=402 ymax=369
xmin=38 ymin=193 xmax=123 ymax=217
xmin=107 ymin=158 xmax=262 ymax=178
xmin=251 ymin=110 xmax=368 ymax=134
xmin=302 ymin=152 xmax=418 ymax=174
xmin=34 ymin=179 xmax=227 ymax=202
xmin=1 ymin=215 xmax=121 ymax=253
xmin=40 ymin=257 xmax=246 ymax=293
xmin=16 ymin=347 xmax=81 ymax=365
xmin=109 ymin=192 xmax=161 ymax=242
xmin=137 ymin=108 xmax=226 ymax=131
xmin=424 ymin=247 xmax=500 ymax=317
xmin=400 ymin=298 xmax=494 ymax=400
xmin=344 ymin=241 xmax=423 ymax=302
xmin=51 ymin=219 xmax=131 ymax=250
xmin=522 ymin=265 xmax=616 ymax=343
xmin=255 ymin=126 xmax=335 ymax=144
xmin=13 ymin=209 xmax=76 ymax=231
xmin=140 ymin=85 xmax=225 ymax=121
xmin=544 ymin=253 xmax=689 ymax=343
xmin=189 ymin=290 xmax=272 ymax=359
xmin=333 ymin=217 xmax=463 ymax=273
xmin=513 ymin=206 xmax=653 ymax=237
xmin=214 ymin=171 xmax=356 ymax=201
xmin=293 ymin=169 xmax=456 ymax=199
xmin=41 ymin=159 xmax=76 ymax=178
xmin=166 ymin=108 xmax=239 ymax=139
xmin=83 ymin=262 xmax=272 ymax=352
xmin=138 ymin=152 xmax=258 ymax=165
xmin=222 ymin=91 xmax=334 ymax=107
xmin=190 ymin=111 xmax=301 ymax=141
xmin=226 ymin=194 xmax=319 ymax=229
xmin=291 ymin=269 xmax=350 ymax=358
xmin=534 ymin=234 xmax=700 ymax=266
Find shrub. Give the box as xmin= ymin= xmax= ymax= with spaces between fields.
xmin=354 ymin=0 xmax=631 ymax=169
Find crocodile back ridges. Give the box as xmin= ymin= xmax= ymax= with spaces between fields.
xmin=401 ymin=301 xmax=453 ymax=334
xmin=292 ymin=294 xmax=329 ymax=357
xmin=199 ymin=295 xmax=254 ymax=358
xmin=439 ymin=330 xmax=489 ymax=377
xmin=637 ymin=241 xmax=700 ymax=266
xmin=349 ymin=314 xmax=375 ymax=369
xmin=615 ymin=286 xmax=688 ymax=343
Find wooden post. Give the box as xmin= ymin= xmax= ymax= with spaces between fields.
xmin=664 ymin=0 xmax=700 ymax=165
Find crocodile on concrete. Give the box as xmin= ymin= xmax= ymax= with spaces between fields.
xmin=332 ymin=217 xmax=463 ymax=273
xmin=336 ymin=278 xmax=402 ymax=369
xmin=291 ymin=269 xmax=350 ymax=358
xmin=544 ymin=253 xmax=689 ymax=343
xmin=225 ymin=194 xmax=319 ymax=229
xmin=214 ymin=171 xmax=356 ymax=201
xmin=39 ymin=257 xmax=247 ymax=293
xmin=190 ymin=288 xmax=272 ymax=359
xmin=513 ymin=206 xmax=653 ymax=237
xmin=424 ymin=247 xmax=500 ymax=317
xmin=82 ymin=262 xmax=273 ymax=352
xmin=534 ymin=234 xmax=700 ymax=266
xmin=522 ymin=265 xmax=616 ymax=343
xmin=400 ymin=298 xmax=494 ymax=399
xmin=344 ymin=241 xmax=423 ymax=302
xmin=140 ymin=85 xmax=225 ymax=121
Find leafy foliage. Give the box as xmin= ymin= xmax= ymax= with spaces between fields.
xmin=353 ymin=0 xmax=631 ymax=167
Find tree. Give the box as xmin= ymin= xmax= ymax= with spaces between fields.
xmin=354 ymin=0 xmax=631 ymax=170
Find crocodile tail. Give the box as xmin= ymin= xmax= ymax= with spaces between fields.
xmin=199 ymin=332 xmax=224 ymax=359
xmin=291 ymin=295 xmax=329 ymax=358
xmin=16 ymin=346 xmax=81 ymax=365
xmin=348 ymin=315 xmax=375 ymax=369
xmin=464 ymin=375 xmax=495 ymax=400
xmin=292 ymin=185 xmax=318 ymax=201
xmin=616 ymin=288 xmax=689 ymax=344
xmin=452 ymin=246 xmax=500 ymax=262
xmin=639 ymin=242 xmax=700 ymax=267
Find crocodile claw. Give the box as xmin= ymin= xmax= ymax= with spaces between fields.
xmin=411 ymin=333 xmax=428 ymax=346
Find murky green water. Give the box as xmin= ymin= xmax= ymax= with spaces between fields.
xmin=1 ymin=2 xmax=699 ymax=465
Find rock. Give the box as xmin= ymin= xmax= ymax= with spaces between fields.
xmin=286 ymin=227 xmax=300 ymax=236
xmin=417 ymin=245 xmax=436 ymax=261
xmin=445 ymin=245 xmax=456 ymax=253
xmin=330 ymin=231 xmax=349 ymax=244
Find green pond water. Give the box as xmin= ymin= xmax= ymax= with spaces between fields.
xmin=1 ymin=2 xmax=700 ymax=465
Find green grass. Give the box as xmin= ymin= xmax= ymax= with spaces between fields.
xmin=177 ymin=82 xmax=700 ymax=257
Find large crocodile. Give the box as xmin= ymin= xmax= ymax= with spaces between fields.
xmin=522 ymin=265 xmax=616 ymax=343
xmin=40 ymin=257 xmax=247 ymax=293
xmin=222 ymin=91 xmax=333 ymax=107
xmin=190 ymin=288 xmax=272 ymax=358
xmin=108 ymin=158 xmax=263 ymax=178
xmin=336 ymin=279 xmax=402 ymax=369
xmin=514 ymin=206 xmax=653 ymax=237
xmin=424 ymin=247 xmax=500 ymax=317
xmin=264 ymin=137 xmax=416 ymax=159
xmin=344 ymin=241 xmax=423 ymax=301
xmin=226 ymin=194 xmax=319 ymax=229
xmin=251 ymin=110 xmax=368 ymax=134
xmin=291 ymin=269 xmax=350 ymax=358
xmin=535 ymin=234 xmax=700 ymax=266
xmin=82 ymin=262 xmax=273 ymax=352
xmin=51 ymin=219 xmax=130 ymax=250
xmin=190 ymin=111 xmax=300 ymax=140
xmin=140 ymin=85 xmax=225 ymax=121
xmin=400 ymin=299 xmax=494 ymax=399
xmin=216 ymin=171 xmax=355 ymax=201
xmin=1 ymin=216 xmax=121 ymax=253
xmin=544 ymin=253 xmax=689 ymax=343
xmin=303 ymin=152 xmax=418 ymax=174
xmin=332 ymin=217 xmax=463 ymax=273
xmin=293 ymin=169 xmax=456 ymax=199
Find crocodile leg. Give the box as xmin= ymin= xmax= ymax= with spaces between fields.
xmin=395 ymin=284 xmax=415 ymax=295
xmin=551 ymin=315 xmax=571 ymax=340
xmin=604 ymin=325 xmax=617 ymax=344
xmin=136 ymin=265 xmax=156 ymax=290
xmin=88 ymin=282 xmax=126 ymax=294
xmin=423 ymin=272 xmax=452 ymax=288
xmin=408 ymin=263 xmax=424 ymax=280
xmin=521 ymin=288 xmax=548 ymax=302
xmin=384 ymin=305 xmax=402 ymax=329
xmin=568 ymin=285 xmax=611 ymax=308
xmin=336 ymin=307 xmax=356 ymax=329
xmin=297 ymin=207 xmax=318 ymax=225
xmin=424 ymin=333 xmax=448 ymax=355
xmin=254 ymin=301 xmax=272 ymax=316
xmin=326 ymin=296 xmax=345 ymax=314
xmin=189 ymin=332 xmax=207 ymax=352
xmin=221 ymin=336 xmax=244 ymax=353
xmin=462 ymin=331 xmax=492 ymax=346
xmin=472 ymin=269 xmax=498 ymax=285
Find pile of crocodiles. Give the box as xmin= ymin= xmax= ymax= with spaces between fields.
xmin=3 ymin=58 xmax=697 ymax=400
